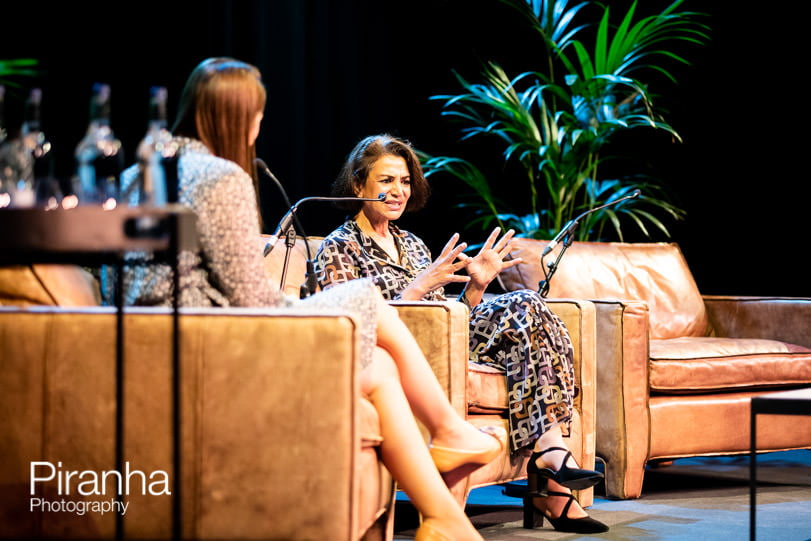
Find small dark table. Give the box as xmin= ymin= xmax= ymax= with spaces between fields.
xmin=749 ymin=388 xmax=811 ymax=541
xmin=0 ymin=206 xmax=197 ymax=541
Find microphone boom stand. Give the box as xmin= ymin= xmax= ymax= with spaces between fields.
xmin=267 ymin=194 xmax=385 ymax=298
xmin=539 ymin=232 xmax=574 ymax=297
xmin=538 ymin=189 xmax=641 ymax=297
xmin=279 ymin=225 xmax=299 ymax=294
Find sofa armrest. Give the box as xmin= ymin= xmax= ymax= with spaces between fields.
xmin=543 ymin=298 xmax=597 ymax=506
xmin=390 ymin=300 xmax=470 ymax=417
xmin=0 ymin=306 xmax=374 ymax=541
xmin=587 ymin=299 xmax=651 ymax=499
xmin=703 ymin=295 xmax=811 ymax=348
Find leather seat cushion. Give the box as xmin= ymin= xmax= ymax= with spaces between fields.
xmin=467 ymin=362 xmax=508 ymax=412
xmin=650 ymin=336 xmax=811 ymax=393
xmin=261 ymin=235 xmax=324 ymax=297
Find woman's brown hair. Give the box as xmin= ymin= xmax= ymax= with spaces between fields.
xmin=172 ymin=57 xmax=266 ymax=176
xmin=332 ymin=134 xmax=430 ymax=213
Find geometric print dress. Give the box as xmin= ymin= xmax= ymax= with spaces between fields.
xmin=315 ymin=219 xmax=577 ymax=453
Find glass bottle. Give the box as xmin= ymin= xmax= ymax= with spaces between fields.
xmin=0 ymin=85 xmax=11 ymax=208
xmin=129 ymin=86 xmax=175 ymax=207
xmin=73 ymin=83 xmax=124 ymax=207
xmin=18 ymin=88 xmax=57 ymax=208
xmin=0 ymin=87 xmax=55 ymax=208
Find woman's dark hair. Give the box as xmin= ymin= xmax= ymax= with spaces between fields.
xmin=331 ymin=134 xmax=430 ymax=213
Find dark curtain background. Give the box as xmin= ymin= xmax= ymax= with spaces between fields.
xmin=1 ymin=1 xmax=806 ymax=297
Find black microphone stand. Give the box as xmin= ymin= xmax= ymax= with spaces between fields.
xmin=539 ymin=229 xmax=575 ymax=297
xmin=268 ymin=194 xmax=385 ymax=298
xmin=256 ymin=158 xmax=386 ymax=298
xmin=538 ymin=189 xmax=641 ymax=297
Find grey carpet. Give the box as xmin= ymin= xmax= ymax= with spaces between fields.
xmin=394 ymin=450 xmax=811 ymax=540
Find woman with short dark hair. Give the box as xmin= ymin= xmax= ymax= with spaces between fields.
xmin=317 ymin=133 xmax=609 ymax=534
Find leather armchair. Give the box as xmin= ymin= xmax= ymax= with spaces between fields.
xmin=264 ymin=236 xmax=598 ymax=509
xmin=0 ymin=265 xmax=394 ymax=540
xmin=498 ymin=239 xmax=811 ymax=499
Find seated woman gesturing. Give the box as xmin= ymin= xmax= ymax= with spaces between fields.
xmin=315 ymin=134 xmax=609 ymax=534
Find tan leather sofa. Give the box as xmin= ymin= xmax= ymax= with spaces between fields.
xmin=0 ymin=264 xmax=394 ymax=540
xmin=498 ymin=239 xmax=811 ymax=499
xmin=265 ymin=236 xmax=598 ymax=509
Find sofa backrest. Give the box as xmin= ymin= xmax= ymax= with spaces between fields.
xmin=0 ymin=264 xmax=100 ymax=306
xmin=261 ymin=235 xmax=325 ymax=297
xmin=498 ymin=239 xmax=708 ymax=340
xmin=0 ymin=235 xmax=323 ymax=307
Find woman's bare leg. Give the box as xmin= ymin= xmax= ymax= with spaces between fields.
xmin=373 ymin=298 xmax=498 ymax=452
xmin=362 ymin=347 xmax=483 ymax=540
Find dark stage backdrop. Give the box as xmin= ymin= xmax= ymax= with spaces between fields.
xmin=1 ymin=1 xmax=806 ymax=297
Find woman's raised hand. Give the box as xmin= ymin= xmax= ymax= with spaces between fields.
xmin=461 ymin=227 xmax=522 ymax=291
xmin=401 ymin=233 xmax=471 ymax=300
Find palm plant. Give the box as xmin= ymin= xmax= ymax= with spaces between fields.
xmin=0 ymin=58 xmax=38 ymax=87
xmin=421 ymin=0 xmax=709 ymax=241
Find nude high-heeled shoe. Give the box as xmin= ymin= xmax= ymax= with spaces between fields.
xmin=428 ymin=425 xmax=506 ymax=474
xmin=415 ymin=519 xmax=484 ymax=541
xmin=429 ymin=425 xmax=506 ymax=491
xmin=414 ymin=521 xmax=452 ymax=541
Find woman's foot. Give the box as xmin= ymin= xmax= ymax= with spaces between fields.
xmin=430 ymin=421 xmax=506 ymax=454
xmin=416 ymin=517 xmax=484 ymax=541
xmin=530 ymin=446 xmax=603 ymax=490
xmin=534 ymin=445 xmax=579 ymax=471
xmin=429 ymin=424 xmax=506 ymax=490
xmin=429 ymin=423 xmax=506 ymax=472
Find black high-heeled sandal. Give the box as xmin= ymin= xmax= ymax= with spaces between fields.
xmin=523 ymin=489 xmax=609 ymax=533
xmin=528 ymin=446 xmax=603 ymax=490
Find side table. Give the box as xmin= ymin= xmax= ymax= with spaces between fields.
xmin=0 ymin=206 xmax=197 ymax=541
xmin=749 ymin=388 xmax=811 ymax=541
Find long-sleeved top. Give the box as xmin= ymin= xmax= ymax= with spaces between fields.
xmin=103 ymin=137 xmax=281 ymax=308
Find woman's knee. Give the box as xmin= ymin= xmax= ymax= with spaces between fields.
xmin=373 ymin=346 xmax=400 ymax=379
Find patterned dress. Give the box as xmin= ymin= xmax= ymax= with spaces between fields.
xmin=315 ymin=220 xmax=576 ymax=452
xmin=101 ymin=137 xmax=379 ymax=368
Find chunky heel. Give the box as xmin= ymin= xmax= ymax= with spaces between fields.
xmin=524 ymin=490 xmax=609 ymax=533
xmin=522 ymin=494 xmax=545 ymax=529
xmin=525 ymin=468 xmax=550 ymax=498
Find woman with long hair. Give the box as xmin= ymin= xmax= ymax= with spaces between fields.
xmin=108 ymin=59 xmax=503 ymax=540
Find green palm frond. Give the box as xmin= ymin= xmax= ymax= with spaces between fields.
xmin=422 ymin=0 xmax=707 ymax=242
xmin=0 ymin=58 xmax=39 ymax=87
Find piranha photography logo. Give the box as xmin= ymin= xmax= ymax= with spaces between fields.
xmin=29 ymin=461 xmax=171 ymax=516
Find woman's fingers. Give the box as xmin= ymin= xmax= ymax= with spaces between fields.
xmin=478 ymin=227 xmax=501 ymax=253
xmin=495 ymin=228 xmax=516 ymax=254
xmin=438 ymin=233 xmax=462 ymax=257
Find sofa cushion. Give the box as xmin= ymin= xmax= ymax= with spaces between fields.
xmin=499 ymin=239 xmax=708 ymax=340
xmin=649 ymin=337 xmax=811 ymax=393
xmin=467 ymin=362 xmax=508 ymax=413
xmin=261 ymin=235 xmax=324 ymax=297
xmin=0 ymin=264 xmax=100 ymax=306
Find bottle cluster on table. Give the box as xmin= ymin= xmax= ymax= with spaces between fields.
xmin=0 ymin=83 xmax=175 ymax=210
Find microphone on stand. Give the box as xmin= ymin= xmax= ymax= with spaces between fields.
xmin=538 ymin=189 xmax=642 ymax=297
xmin=263 ymin=192 xmax=386 ymax=257
xmin=541 ymin=189 xmax=641 ymax=257
xmin=255 ymin=157 xmax=387 ymax=297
